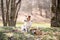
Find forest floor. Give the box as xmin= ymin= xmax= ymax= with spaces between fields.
xmin=0 ymin=21 xmax=60 ymax=40
xmin=0 ymin=27 xmax=60 ymax=40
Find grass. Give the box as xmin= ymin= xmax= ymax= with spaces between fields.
xmin=0 ymin=27 xmax=60 ymax=40
xmin=0 ymin=24 xmax=60 ymax=40
xmin=0 ymin=21 xmax=51 ymax=28
xmin=0 ymin=22 xmax=3 ymax=26
xmin=16 ymin=22 xmax=51 ymax=28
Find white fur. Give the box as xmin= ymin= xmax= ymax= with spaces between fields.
xmin=21 ymin=20 xmax=32 ymax=32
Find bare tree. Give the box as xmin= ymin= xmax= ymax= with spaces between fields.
xmin=1 ymin=0 xmax=21 ymax=26
xmin=1 ymin=0 xmax=7 ymax=26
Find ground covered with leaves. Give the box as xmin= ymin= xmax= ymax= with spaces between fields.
xmin=0 ymin=27 xmax=60 ymax=40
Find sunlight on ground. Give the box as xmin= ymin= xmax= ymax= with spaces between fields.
xmin=16 ymin=22 xmax=51 ymax=28
xmin=32 ymin=23 xmax=51 ymax=28
xmin=0 ymin=22 xmax=3 ymax=26
xmin=0 ymin=22 xmax=51 ymax=28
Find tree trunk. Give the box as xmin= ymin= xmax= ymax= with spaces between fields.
xmin=8 ymin=0 xmax=21 ymax=26
xmin=6 ymin=0 xmax=10 ymax=26
xmin=51 ymin=0 xmax=60 ymax=27
xmin=8 ymin=0 xmax=15 ymax=26
xmin=14 ymin=2 xmax=21 ymax=26
xmin=1 ymin=0 xmax=7 ymax=26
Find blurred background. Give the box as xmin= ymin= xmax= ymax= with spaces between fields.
xmin=0 ymin=0 xmax=52 ymax=27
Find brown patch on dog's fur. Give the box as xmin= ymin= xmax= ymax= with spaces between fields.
xmin=30 ymin=28 xmax=42 ymax=35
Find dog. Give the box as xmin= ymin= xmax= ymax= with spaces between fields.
xmin=21 ymin=16 xmax=32 ymax=32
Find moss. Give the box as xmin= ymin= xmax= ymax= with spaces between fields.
xmin=0 ymin=32 xmax=8 ymax=40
